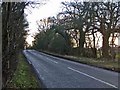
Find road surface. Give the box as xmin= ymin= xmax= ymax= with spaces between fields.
xmin=23 ymin=50 xmax=119 ymax=89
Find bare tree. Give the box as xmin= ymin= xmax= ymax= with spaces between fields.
xmin=93 ymin=2 xmax=120 ymax=58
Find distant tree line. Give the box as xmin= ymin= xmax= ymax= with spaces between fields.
xmin=33 ymin=1 xmax=120 ymax=59
xmin=2 ymin=2 xmax=29 ymax=87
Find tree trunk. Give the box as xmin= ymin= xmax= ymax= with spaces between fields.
xmin=102 ymin=32 xmax=110 ymax=58
xmin=79 ymin=30 xmax=85 ymax=56
xmin=2 ymin=2 xmax=11 ymax=87
xmin=92 ymin=31 xmax=97 ymax=58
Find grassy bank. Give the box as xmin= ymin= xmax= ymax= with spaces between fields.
xmin=65 ymin=55 xmax=119 ymax=72
xmin=42 ymin=50 xmax=120 ymax=72
xmin=7 ymin=53 xmax=40 ymax=88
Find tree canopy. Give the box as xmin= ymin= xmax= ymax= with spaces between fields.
xmin=33 ymin=1 xmax=120 ymax=59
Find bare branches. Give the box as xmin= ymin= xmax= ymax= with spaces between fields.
xmin=2 ymin=2 xmax=29 ymax=87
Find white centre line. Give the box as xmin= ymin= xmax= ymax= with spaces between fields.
xmin=46 ymin=57 xmax=58 ymax=64
xmin=68 ymin=67 xmax=118 ymax=88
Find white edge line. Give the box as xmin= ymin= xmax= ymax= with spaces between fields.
xmin=36 ymin=69 xmax=40 ymax=74
xmin=36 ymin=69 xmax=45 ymax=80
xmin=68 ymin=67 xmax=118 ymax=88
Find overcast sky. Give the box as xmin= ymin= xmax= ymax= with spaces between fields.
xmin=25 ymin=0 xmax=72 ymax=45
xmin=25 ymin=0 xmax=119 ymax=46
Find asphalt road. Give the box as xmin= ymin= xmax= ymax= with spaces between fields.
xmin=23 ymin=50 xmax=119 ymax=89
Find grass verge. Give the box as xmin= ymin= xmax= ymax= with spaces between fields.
xmin=64 ymin=55 xmax=119 ymax=72
xmin=7 ymin=53 xmax=40 ymax=88
xmin=42 ymin=50 xmax=120 ymax=72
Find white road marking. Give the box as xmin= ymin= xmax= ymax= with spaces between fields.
xmin=46 ymin=57 xmax=58 ymax=64
xmin=36 ymin=69 xmax=40 ymax=74
xmin=53 ymin=61 xmax=58 ymax=64
xmin=29 ymin=51 xmax=58 ymax=64
xmin=68 ymin=67 xmax=118 ymax=88
xmin=28 ymin=60 xmax=31 ymax=64
xmin=36 ymin=69 xmax=44 ymax=80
